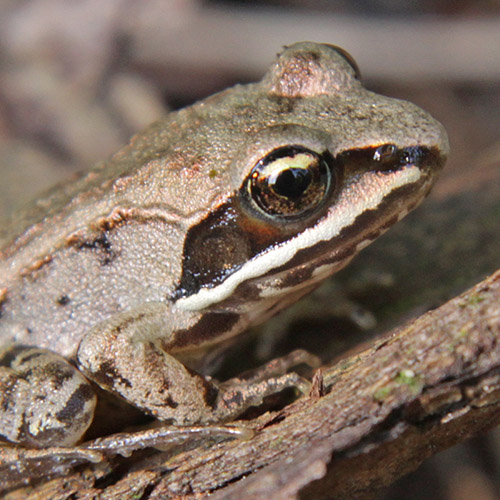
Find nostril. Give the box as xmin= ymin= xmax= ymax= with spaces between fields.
xmin=374 ymin=145 xmax=430 ymax=173
xmin=374 ymin=144 xmax=397 ymax=163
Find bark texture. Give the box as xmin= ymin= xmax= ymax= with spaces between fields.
xmin=2 ymin=269 xmax=499 ymax=499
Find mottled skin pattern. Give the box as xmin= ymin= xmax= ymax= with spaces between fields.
xmin=0 ymin=42 xmax=448 ymax=452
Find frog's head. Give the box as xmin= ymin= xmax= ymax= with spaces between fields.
xmin=173 ymin=42 xmax=448 ymax=314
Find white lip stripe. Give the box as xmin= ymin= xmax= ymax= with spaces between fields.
xmin=176 ymin=167 xmax=422 ymax=312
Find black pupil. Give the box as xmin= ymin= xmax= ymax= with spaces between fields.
xmin=273 ymin=168 xmax=312 ymax=199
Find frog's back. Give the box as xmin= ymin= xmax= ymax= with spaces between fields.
xmin=0 ymin=80 xmax=271 ymax=357
xmin=0 ymin=109 xmax=213 ymax=356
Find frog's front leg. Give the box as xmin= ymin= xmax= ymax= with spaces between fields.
xmin=0 ymin=346 xmax=97 ymax=447
xmin=77 ymin=303 xmax=313 ymax=425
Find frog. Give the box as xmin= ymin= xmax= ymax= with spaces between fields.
xmin=0 ymin=42 xmax=448 ymax=459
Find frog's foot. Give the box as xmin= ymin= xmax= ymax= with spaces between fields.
xmin=236 ymin=348 xmax=321 ymax=384
xmin=212 ymin=349 xmax=321 ymax=421
xmin=0 ymin=345 xmax=97 ymax=448
xmin=83 ymin=423 xmax=253 ymax=457
xmin=77 ymin=305 xmax=320 ymax=425
xmin=0 ymin=424 xmax=252 ymax=491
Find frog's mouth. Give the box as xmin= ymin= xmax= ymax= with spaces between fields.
xmin=174 ymin=146 xmax=444 ymax=314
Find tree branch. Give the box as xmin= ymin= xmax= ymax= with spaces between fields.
xmin=4 ymin=269 xmax=499 ymax=499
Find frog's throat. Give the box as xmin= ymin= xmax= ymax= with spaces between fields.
xmin=175 ymin=166 xmax=422 ymax=312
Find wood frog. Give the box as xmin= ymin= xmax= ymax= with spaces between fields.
xmin=0 ymin=42 xmax=448 ymax=459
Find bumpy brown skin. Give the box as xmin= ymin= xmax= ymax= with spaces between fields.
xmin=0 ymin=42 xmax=448 ymax=451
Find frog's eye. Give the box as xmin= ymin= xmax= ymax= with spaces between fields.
xmin=245 ymin=145 xmax=333 ymax=219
